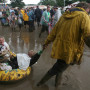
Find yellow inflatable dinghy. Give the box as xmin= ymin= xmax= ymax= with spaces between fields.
xmin=0 ymin=67 xmax=31 ymax=82
xmin=0 ymin=51 xmax=31 ymax=82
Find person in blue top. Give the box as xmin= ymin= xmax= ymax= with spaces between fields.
xmin=39 ymin=6 xmax=51 ymax=37
xmin=27 ymin=8 xmax=34 ymax=32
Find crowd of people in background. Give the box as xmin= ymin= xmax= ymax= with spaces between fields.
xmin=0 ymin=2 xmax=90 ymax=35
xmin=0 ymin=5 xmax=63 ymax=34
xmin=0 ymin=3 xmax=83 ymax=36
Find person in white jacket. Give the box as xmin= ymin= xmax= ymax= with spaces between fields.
xmin=52 ymin=7 xmax=62 ymax=27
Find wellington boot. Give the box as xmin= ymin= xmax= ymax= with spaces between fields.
xmin=55 ymin=73 xmax=62 ymax=87
xmin=37 ymin=72 xmax=52 ymax=86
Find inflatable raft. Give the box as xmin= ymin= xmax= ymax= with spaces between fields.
xmin=0 ymin=51 xmax=32 ymax=82
xmin=0 ymin=67 xmax=31 ymax=82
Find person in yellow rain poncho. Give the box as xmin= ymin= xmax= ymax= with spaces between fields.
xmin=23 ymin=10 xmax=29 ymax=28
xmin=21 ymin=9 xmax=24 ymax=16
xmin=37 ymin=2 xmax=90 ymax=87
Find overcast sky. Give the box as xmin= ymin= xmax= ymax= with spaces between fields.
xmin=7 ymin=0 xmax=40 ymax=4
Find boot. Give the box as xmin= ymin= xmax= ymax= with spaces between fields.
xmin=37 ymin=72 xmax=52 ymax=86
xmin=55 ymin=72 xmax=62 ymax=87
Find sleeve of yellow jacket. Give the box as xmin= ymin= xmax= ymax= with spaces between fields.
xmin=44 ymin=17 xmax=62 ymax=45
xmin=81 ymin=13 xmax=90 ymax=38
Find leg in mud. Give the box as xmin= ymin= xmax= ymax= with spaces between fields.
xmin=39 ymin=25 xmax=45 ymax=38
xmin=37 ymin=60 xmax=69 ymax=86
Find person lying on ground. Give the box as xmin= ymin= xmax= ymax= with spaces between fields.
xmin=7 ymin=50 xmax=43 ymax=70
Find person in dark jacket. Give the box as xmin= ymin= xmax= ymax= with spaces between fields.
xmin=14 ymin=9 xmax=18 ymax=16
xmin=50 ymin=7 xmax=55 ymax=18
xmin=35 ymin=6 xmax=42 ymax=27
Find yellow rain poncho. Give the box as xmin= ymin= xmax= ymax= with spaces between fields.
xmin=44 ymin=7 xmax=90 ymax=64
xmin=23 ymin=13 xmax=29 ymax=21
xmin=21 ymin=10 xmax=24 ymax=16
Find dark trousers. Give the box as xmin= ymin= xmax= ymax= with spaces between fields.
xmin=28 ymin=20 xmax=33 ymax=31
xmin=8 ymin=57 xmax=19 ymax=69
xmin=24 ymin=21 xmax=28 ymax=25
xmin=37 ymin=59 xmax=69 ymax=86
xmin=39 ymin=25 xmax=48 ymax=37
xmin=18 ymin=24 xmax=22 ymax=30
xmin=36 ymin=17 xmax=41 ymax=26
xmin=32 ymin=20 xmax=35 ymax=30
xmin=48 ymin=60 xmax=68 ymax=76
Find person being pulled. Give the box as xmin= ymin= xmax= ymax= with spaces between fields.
xmin=8 ymin=50 xmax=43 ymax=70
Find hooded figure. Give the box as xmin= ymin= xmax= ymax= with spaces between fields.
xmin=44 ymin=7 xmax=90 ymax=64
xmin=37 ymin=2 xmax=90 ymax=87
xmin=52 ymin=8 xmax=62 ymax=27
